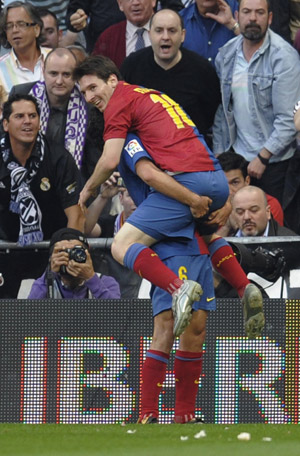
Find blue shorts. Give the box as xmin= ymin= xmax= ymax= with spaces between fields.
xmin=150 ymin=254 xmax=216 ymax=316
xmin=126 ymin=170 xmax=229 ymax=241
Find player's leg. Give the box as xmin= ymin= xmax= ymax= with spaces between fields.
xmin=201 ymin=232 xmax=265 ymax=338
xmin=174 ymin=309 xmax=207 ymax=424
xmin=173 ymin=254 xmax=214 ymax=424
xmin=112 ymin=221 xmax=202 ymax=337
xmin=138 ymin=309 xmax=174 ymax=424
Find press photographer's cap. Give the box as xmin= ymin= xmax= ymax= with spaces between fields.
xmin=49 ymin=228 xmax=89 ymax=254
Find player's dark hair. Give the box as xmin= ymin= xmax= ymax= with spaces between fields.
xmin=150 ymin=8 xmax=185 ymax=30
xmin=0 ymin=1 xmax=43 ymax=49
xmin=73 ymin=55 xmax=122 ymax=82
xmin=2 ymin=94 xmax=40 ymax=121
xmin=217 ymin=150 xmax=248 ymax=179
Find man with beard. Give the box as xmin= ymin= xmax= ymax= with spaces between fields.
xmin=213 ymin=0 xmax=300 ymax=206
xmin=212 ymin=185 xmax=299 ymax=299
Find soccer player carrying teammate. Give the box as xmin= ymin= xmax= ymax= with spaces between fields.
xmin=119 ymin=133 xmax=214 ymax=424
xmin=73 ymin=55 xmax=264 ymax=339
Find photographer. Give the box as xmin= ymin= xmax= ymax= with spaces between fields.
xmin=215 ymin=185 xmax=300 ymax=298
xmin=28 ymin=228 xmax=120 ymax=299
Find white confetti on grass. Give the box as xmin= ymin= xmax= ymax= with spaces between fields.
xmin=180 ymin=436 xmax=189 ymax=441
xmin=127 ymin=430 xmax=136 ymax=434
xmin=194 ymin=430 xmax=207 ymax=439
xmin=262 ymin=437 xmax=272 ymax=442
xmin=237 ymin=432 xmax=251 ymax=441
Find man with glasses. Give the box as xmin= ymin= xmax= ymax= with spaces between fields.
xmin=0 ymin=1 xmax=51 ymax=95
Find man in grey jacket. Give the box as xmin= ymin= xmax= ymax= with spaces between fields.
xmin=213 ymin=0 xmax=300 ymax=205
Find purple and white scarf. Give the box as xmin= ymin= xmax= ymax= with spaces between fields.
xmin=30 ymin=81 xmax=88 ymax=169
xmin=1 ymin=133 xmax=45 ymax=246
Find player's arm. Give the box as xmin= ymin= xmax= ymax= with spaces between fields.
xmin=79 ymin=138 xmax=125 ymax=210
xmin=65 ymin=204 xmax=85 ymax=232
xmin=135 ymin=159 xmax=212 ymax=218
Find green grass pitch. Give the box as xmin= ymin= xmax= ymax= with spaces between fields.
xmin=1 ymin=424 xmax=300 ymax=456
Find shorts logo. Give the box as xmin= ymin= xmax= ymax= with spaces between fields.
xmin=40 ymin=177 xmax=51 ymax=191
xmin=0 ymin=181 xmax=5 ymax=188
xmin=125 ymin=139 xmax=144 ymax=157
xmin=206 ymin=297 xmax=215 ymax=302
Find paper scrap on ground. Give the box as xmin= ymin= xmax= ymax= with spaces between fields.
xmin=237 ymin=432 xmax=251 ymax=441
xmin=194 ymin=430 xmax=207 ymax=439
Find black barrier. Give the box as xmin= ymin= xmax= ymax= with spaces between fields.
xmin=0 ymin=298 xmax=297 ymax=424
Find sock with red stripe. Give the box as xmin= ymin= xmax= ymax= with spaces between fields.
xmin=174 ymin=350 xmax=203 ymax=423
xmin=140 ymin=350 xmax=169 ymax=419
xmin=124 ymin=243 xmax=183 ymax=294
xmin=208 ymin=237 xmax=249 ymax=297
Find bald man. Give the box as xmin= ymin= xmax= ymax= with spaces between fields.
xmin=10 ymin=47 xmax=103 ymax=181
xmin=231 ymin=185 xmax=293 ymax=237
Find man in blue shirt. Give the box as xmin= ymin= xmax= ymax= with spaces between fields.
xmin=180 ymin=0 xmax=239 ymax=65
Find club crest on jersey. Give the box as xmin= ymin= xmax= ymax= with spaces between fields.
xmin=125 ymin=139 xmax=144 ymax=157
xmin=40 ymin=177 xmax=51 ymax=191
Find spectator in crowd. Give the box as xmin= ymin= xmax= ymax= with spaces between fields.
xmin=217 ymin=150 xmax=284 ymax=236
xmin=28 ymin=0 xmax=82 ymax=47
xmin=66 ymin=44 xmax=87 ymax=63
xmin=66 ymin=0 xmax=183 ymax=54
xmin=214 ymin=185 xmax=299 ymax=298
xmin=92 ymin=0 xmax=156 ymax=68
xmin=28 ymin=227 xmax=120 ymax=299
xmin=85 ymin=174 xmax=136 ymax=238
xmin=120 ymin=8 xmax=221 ymax=140
xmin=0 ymin=1 xmax=51 ymax=95
xmin=0 ymin=94 xmax=84 ymax=298
xmin=66 ymin=1 xmax=125 ymax=53
xmin=84 ymin=175 xmax=143 ymax=299
xmin=10 ymin=47 xmax=103 ymax=182
xmin=38 ymin=8 xmax=62 ymax=48
xmin=213 ymin=0 xmax=300 ymax=205
xmin=180 ymin=0 xmax=240 ymax=65
xmin=232 ymin=186 xmax=294 ymax=237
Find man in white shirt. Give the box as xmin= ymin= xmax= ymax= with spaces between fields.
xmin=0 ymin=1 xmax=51 ymax=95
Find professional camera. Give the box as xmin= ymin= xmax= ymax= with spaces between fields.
xmin=60 ymin=245 xmax=87 ymax=274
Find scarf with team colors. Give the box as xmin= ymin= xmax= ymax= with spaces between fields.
xmin=30 ymin=81 xmax=88 ymax=169
xmin=1 ymin=133 xmax=44 ymax=246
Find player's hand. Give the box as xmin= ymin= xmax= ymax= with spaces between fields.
xmin=247 ymin=156 xmax=266 ymax=180
xmin=70 ymin=8 xmax=88 ymax=31
xmin=78 ymin=183 xmax=95 ymax=211
xmin=205 ymin=0 xmax=236 ymax=29
xmin=190 ymin=195 xmax=212 ymax=218
xmin=205 ymin=199 xmax=232 ymax=226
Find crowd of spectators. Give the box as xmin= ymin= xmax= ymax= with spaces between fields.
xmin=0 ymin=0 xmax=300 ymax=300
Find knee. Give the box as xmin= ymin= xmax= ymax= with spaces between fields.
xmin=179 ymin=310 xmax=207 ymax=351
xmin=151 ymin=311 xmax=174 ymax=353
